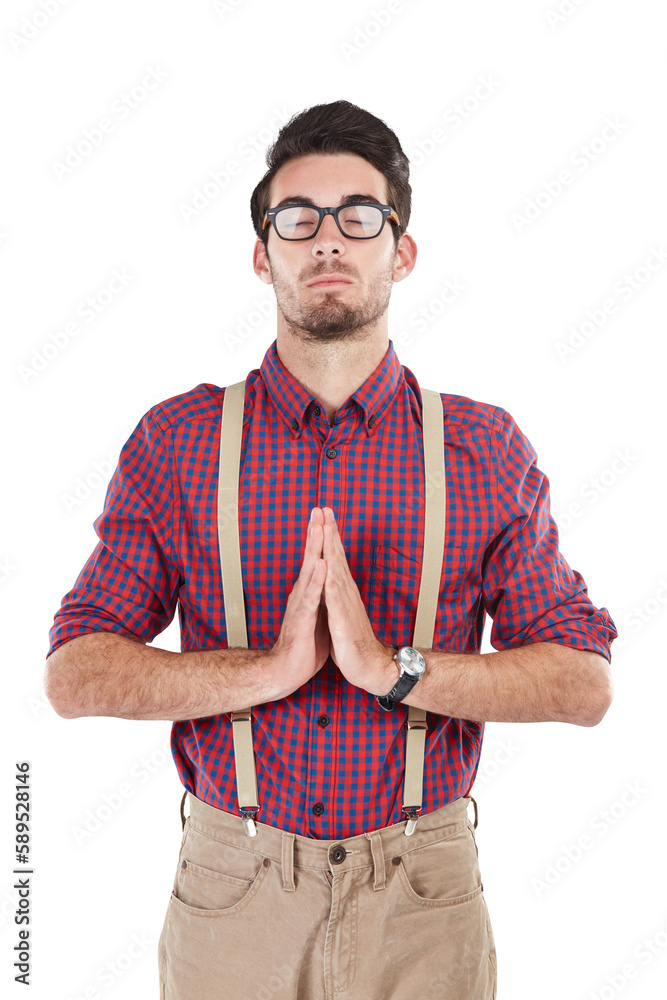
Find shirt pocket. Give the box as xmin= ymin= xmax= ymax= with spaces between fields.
xmin=366 ymin=544 xmax=421 ymax=644
xmin=367 ymin=542 xmax=483 ymax=647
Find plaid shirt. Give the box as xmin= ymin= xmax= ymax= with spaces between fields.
xmin=48 ymin=339 xmax=617 ymax=839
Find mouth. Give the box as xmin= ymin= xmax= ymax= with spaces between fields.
xmin=306 ymin=276 xmax=353 ymax=289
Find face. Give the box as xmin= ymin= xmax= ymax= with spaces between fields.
xmin=253 ymin=152 xmax=416 ymax=343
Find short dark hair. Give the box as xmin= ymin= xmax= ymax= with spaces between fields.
xmin=250 ymin=100 xmax=411 ymax=249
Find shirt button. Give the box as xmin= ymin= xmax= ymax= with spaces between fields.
xmin=313 ymin=405 xmax=321 ymax=416
xmin=368 ymin=415 xmax=375 ymax=428
xmin=291 ymin=418 xmax=299 ymax=431
xmin=312 ymin=802 xmax=325 ymax=816
xmin=318 ymin=714 xmax=330 ymax=727
xmin=326 ymin=447 xmax=337 ymax=459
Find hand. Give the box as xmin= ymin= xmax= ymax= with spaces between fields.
xmin=320 ymin=507 xmax=399 ymax=697
xmin=267 ymin=509 xmax=331 ymax=700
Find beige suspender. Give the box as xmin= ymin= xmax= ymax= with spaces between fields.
xmin=218 ymin=381 xmax=258 ymax=837
xmin=217 ymin=379 xmax=446 ymax=838
xmin=402 ymin=385 xmax=446 ymax=834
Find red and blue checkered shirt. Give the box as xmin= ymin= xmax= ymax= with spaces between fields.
xmin=48 ymin=339 xmax=617 ymax=838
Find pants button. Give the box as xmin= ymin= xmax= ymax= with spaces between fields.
xmin=329 ymin=844 xmax=346 ymax=864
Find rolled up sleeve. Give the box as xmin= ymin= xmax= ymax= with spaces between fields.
xmin=483 ymin=407 xmax=618 ymax=662
xmin=47 ymin=405 xmax=181 ymax=657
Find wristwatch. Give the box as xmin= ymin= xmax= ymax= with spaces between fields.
xmin=376 ymin=646 xmax=427 ymax=711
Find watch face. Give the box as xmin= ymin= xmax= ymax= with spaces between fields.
xmin=397 ymin=646 xmax=426 ymax=677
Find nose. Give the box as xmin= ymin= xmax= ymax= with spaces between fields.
xmin=311 ymin=212 xmax=346 ymax=257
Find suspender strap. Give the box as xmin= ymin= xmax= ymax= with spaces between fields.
xmin=217 ymin=380 xmax=446 ymax=838
xmin=402 ymin=387 xmax=446 ymax=834
xmin=218 ymin=380 xmax=259 ymax=836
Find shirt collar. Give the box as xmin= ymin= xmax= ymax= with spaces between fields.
xmin=259 ymin=339 xmax=404 ymax=437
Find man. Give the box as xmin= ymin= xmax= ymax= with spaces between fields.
xmin=45 ymin=100 xmax=617 ymax=999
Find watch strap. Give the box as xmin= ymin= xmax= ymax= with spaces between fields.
xmin=376 ymin=661 xmax=421 ymax=710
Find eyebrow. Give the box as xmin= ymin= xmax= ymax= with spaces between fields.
xmin=273 ymin=193 xmax=382 ymax=208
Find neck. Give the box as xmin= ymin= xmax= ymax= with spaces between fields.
xmin=275 ymin=327 xmax=389 ymax=425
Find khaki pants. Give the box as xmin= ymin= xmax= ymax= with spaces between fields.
xmin=157 ymin=791 xmax=497 ymax=999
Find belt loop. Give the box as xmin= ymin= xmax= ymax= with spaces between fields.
xmin=281 ymin=832 xmax=295 ymax=891
xmin=365 ymin=831 xmax=386 ymax=891
xmin=180 ymin=791 xmax=187 ymax=832
xmin=469 ymin=795 xmax=478 ymax=829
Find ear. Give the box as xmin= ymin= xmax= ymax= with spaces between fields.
xmin=392 ymin=232 xmax=418 ymax=284
xmin=253 ymin=237 xmax=274 ymax=285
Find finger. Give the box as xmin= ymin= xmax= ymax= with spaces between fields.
xmin=323 ymin=519 xmax=350 ymax=584
xmin=302 ymin=557 xmax=326 ymax=613
xmin=321 ymin=506 xmax=334 ymax=535
xmin=322 ymin=522 xmax=336 ymax=574
xmin=298 ymin=514 xmax=324 ymax=581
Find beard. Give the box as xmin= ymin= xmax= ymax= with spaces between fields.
xmin=267 ymin=250 xmax=396 ymax=343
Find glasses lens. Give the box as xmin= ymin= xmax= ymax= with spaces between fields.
xmin=274 ymin=206 xmax=320 ymax=239
xmin=338 ymin=204 xmax=384 ymax=237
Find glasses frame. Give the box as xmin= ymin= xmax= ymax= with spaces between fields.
xmin=262 ymin=202 xmax=401 ymax=241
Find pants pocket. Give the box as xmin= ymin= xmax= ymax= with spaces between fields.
xmin=171 ymin=827 xmax=269 ymax=915
xmin=396 ymin=826 xmax=482 ymax=906
xmin=176 ymin=858 xmax=263 ymax=912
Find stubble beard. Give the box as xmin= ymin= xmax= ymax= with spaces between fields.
xmin=267 ymin=252 xmax=396 ymax=344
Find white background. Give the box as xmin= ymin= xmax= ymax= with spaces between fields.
xmin=1 ymin=1 xmax=666 ymax=997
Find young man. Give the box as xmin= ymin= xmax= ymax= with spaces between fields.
xmin=45 ymin=100 xmax=617 ymax=999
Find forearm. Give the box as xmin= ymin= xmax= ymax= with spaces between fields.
xmin=399 ymin=640 xmax=613 ymax=727
xmin=44 ymin=632 xmax=276 ymax=721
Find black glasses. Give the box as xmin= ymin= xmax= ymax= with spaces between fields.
xmin=262 ymin=203 xmax=401 ymax=241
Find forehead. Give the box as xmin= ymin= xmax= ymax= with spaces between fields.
xmin=268 ymin=152 xmax=389 ymax=206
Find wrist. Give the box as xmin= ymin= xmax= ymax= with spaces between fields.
xmin=257 ymin=645 xmax=289 ymax=702
xmin=373 ymin=645 xmax=400 ymax=698
xmin=375 ymin=646 xmax=428 ymax=710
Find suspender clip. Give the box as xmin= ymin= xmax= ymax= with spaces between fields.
xmin=405 ymin=717 xmax=428 ymax=732
xmin=241 ymin=807 xmax=258 ymax=837
xmin=403 ymin=807 xmax=421 ymax=836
